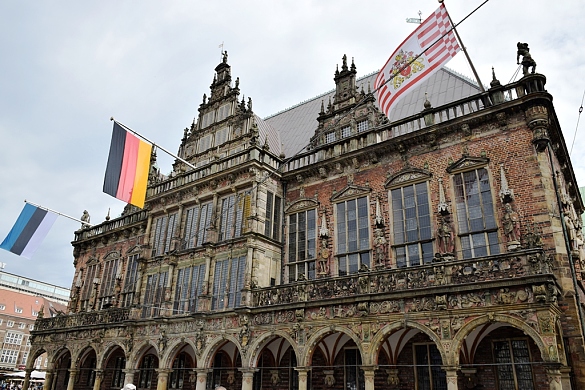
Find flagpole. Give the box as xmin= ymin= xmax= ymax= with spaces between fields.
xmin=441 ymin=0 xmax=486 ymax=93
xmin=24 ymin=200 xmax=91 ymax=226
xmin=111 ymin=118 xmax=198 ymax=170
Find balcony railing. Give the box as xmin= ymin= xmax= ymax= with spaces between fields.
xmin=74 ymin=211 xmax=148 ymax=241
xmin=253 ymin=248 xmax=552 ymax=307
xmin=34 ymin=307 xmax=131 ymax=331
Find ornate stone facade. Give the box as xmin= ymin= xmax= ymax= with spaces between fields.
xmin=29 ymin=54 xmax=585 ymax=390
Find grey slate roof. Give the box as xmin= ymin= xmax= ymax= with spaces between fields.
xmin=264 ymin=67 xmax=481 ymax=158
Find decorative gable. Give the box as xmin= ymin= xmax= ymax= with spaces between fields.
xmin=446 ymin=156 xmax=490 ymax=173
xmin=385 ymin=168 xmax=432 ymax=188
xmin=331 ymin=184 xmax=371 ymax=202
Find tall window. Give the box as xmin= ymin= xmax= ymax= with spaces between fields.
xmin=345 ymin=349 xmax=365 ymax=390
xmin=453 ymin=168 xmax=499 ymax=258
xmin=212 ymin=257 xmax=246 ymax=310
xmin=336 ymin=196 xmax=370 ymax=275
xmin=264 ymin=191 xmax=282 ymax=240
xmin=112 ymin=356 xmax=125 ymax=389
xmin=141 ymin=272 xmax=168 ymax=318
xmin=173 ymin=264 xmax=206 ymax=314
xmin=391 ymin=182 xmax=433 ymax=267
xmin=153 ymin=213 xmax=178 ymax=256
xmin=98 ymin=256 xmax=119 ymax=309
xmin=215 ymin=126 xmax=229 ymax=146
xmin=138 ymin=355 xmax=156 ymax=389
xmin=169 ymin=353 xmax=187 ymax=390
xmin=287 ymin=209 xmax=316 ymax=281
xmin=415 ymin=344 xmax=447 ymax=390
xmin=357 ymin=120 xmax=369 ymax=133
xmin=121 ymin=254 xmax=140 ymax=308
xmin=183 ymin=202 xmax=213 ymax=248
xmin=493 ymin=339 xmax=535 ymax=390
xmin=219 ymin=194 xmax=244 ymax=241
xmin=80 ymin=263 xmax=99 ymax=311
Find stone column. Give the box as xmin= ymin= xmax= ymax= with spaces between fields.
xmin=294 ymin=367 xmax=311 ymax=390
xmin=559 ymin=366 xmax=573 ymax=390
xmin=546 ymin=366 xmax=563 ymax=390
xmin=156 ymin=369 xmax=171 ymax=390
xmin=23 ymin=368 xmax=33 ymax=390
xmin=361 ymin=366 xmax=377 ymax=390
xmin=66 ymin=369 xmax=79 ymax=390
xmin=42 ymin=370 xmax=54 ymax=390
xmin=194 ymin=369 xmax=210 ymax=390
xmin=92 ymin=370 xmax=103 ymax=390
xmin=239 ymin=368 xmax=256 ymax=390
xmin=443 ymin=367 xmax=459 ymax=390
xmin=122 ymin=369 xmax=138 ymax=386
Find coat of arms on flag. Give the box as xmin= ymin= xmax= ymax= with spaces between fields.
xmin=375 ymin=3 xmax=460 ymax=118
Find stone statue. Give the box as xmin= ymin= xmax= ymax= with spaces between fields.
xmin=503 ymin=203 xmax=521 ymax=244
xmin=81 ymin=210 xmax=91 ymax=228
xmin=516 ymin=42 xmax=536 ymax=75
xmin=318 ymin=240 xmax=329 ymax=274
xmin=374 ymin=228 xmax=387 ymax=265
xmin=564 ymin=214 xmax=577 ymax=251
xmin=222 ymin=50 xmax=228 ymax=63
xmin=437 ymin=214 xmax=455 ymax=254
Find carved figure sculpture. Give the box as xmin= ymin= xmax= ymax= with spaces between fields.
xmin=81 ymin=210 xmax=91 ymax=228
xmin=318 ymin=240 xmax=330 ymax=274
xmin=374 ymin=228 xmax=387 ymax=265
xmin=516 ymin=42 xmax=536 ymax=75
xmin=502 ymin=203 xmax=521 ymax=243
xmin=437 ymin=214 xmax=455 ymax=254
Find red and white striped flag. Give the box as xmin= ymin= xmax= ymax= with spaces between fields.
xmin=375 ymin=3 xmax=460 ymax=118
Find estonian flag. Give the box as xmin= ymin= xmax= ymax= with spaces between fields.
xmin=0 ymin=203 xmax=58 ymax=259
xmin=103 ymin=122 xmax=153 ymax=208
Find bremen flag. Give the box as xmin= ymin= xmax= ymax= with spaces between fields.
xmin=1 ymin=203 xmax=58 ymax=259
xmin=375 ymin=3 xmax=460 ymax=118
xmin=103 ymin=122 xmax=152 ymax=208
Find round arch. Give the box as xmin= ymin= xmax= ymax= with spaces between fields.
xmin=451 ymin=314 xmax=551 ymax=366
xmin=128 ymin=340 xmax=159 ymax=370
xmin=97 ymin=341 xmax=126 ymax=368
xmin=160 ymin=337 xmax=198 ymax=368
xmin=198 ymin=334 xmax=242 ymax=369
xmin=369 ymin=320 xmax=448 ymax=366
xmin=302 ymin=325 xmax=364 ymax=367
xmin=245 ymin=330 xmax=300 ymax=368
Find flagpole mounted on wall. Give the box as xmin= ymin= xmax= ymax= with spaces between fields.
xmin=441 ymin=0 xmax=486 ymax=92
xmin=24 ymin=200 xmax=90 ymax=226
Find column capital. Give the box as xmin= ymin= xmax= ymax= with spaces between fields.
xmin=155 ymin=368 xmax=173 ymax=375
xmin=122 ymin=369 xmax=138 ymax=374
xmin=294 ymin=367 xmax=312 ymax=374
xmin=238 ymin=367 xmax=258 ymax=377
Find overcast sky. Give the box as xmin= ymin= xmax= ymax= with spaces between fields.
xmin=1 ymin=1 xmax=584 ymax=289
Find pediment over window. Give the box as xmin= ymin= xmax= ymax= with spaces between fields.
xmin=447 ymin=156 xmax=490 ymax=173
xmin=331 ymin=184 xmax=371 ymax=202
xmin=127 ymin=245 xmax=143 ymax=256
xmin=86 ymin=256 xmax=100 ymax=266
xmin=104 ymin=251 xmax=120 ymax=261
xmin=385 ymin=168 xmax=432 ymax=188
xmin=285 ymin=198 xmax=318 ymax=214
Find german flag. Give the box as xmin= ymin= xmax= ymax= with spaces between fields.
xmin=103 ymin=122 xmax=152 ymax=208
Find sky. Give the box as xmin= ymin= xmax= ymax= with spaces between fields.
xmin=1 ymin=1 xmax=584 ymax=289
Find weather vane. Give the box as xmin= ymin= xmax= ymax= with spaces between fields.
xmin=406 ymin=10 xmax=422 ymax=24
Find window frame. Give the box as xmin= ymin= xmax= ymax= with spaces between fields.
xmin=183 ymin=201 xmax=213 ymax=248
xmin=413 ymin=342 xmax=447 ymax=390
xmin=452 ymin=167 xmax=500 ymax=259
xmin=287 ymin=208 xmax=317 ymax=282
xmin=264 ymin=191 xmax=282 ymax=241
xmin=335 ymin=195 xmax=371 ymax=276
xmin=389 ymin=181 xmax=433 ymax=268
xmin=492 ymin=338 xmax=535 ymax=390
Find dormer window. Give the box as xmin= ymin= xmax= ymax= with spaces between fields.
xmin=325 ymin=132 xmax=336 ymax=144
xmin=201 ymin=111 xmax=215 ymax=129
xmin=357 ymin=120 xmax=369 ymax=133
xmin=217 ymin=103 xmax=231 ymax=122
xmin=198 ymin=134 xmax=212 ymax=153
xmin=341 ymin=126 xmax=351 ymax=138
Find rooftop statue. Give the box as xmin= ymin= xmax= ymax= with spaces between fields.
xmin=517 ymin=42 xmax=536 ymax=75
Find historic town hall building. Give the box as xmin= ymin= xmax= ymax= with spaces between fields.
xmin=28 ymin=49 xmax=585 ymax=390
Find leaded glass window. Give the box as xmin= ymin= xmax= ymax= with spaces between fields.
xmin=173 ymin=264 xmax=206 ymax=314
xmin=453 ymin=168 xmax=499 ymax=258
xmin=391 ymin=182 xmax=433 ymax=267
xmin=414 ymin=344 xmax=447 ymax=390
xmin=121 ymin=253 xmax=139 ymax=308
xmin=493 ymin=339 xmax=535 ymax=390
xmin=153 ymin=213 xmax=178 ymax=256
xmin=219 ymin=194 xmax=244 ymax=241
xmin=287 ymin=209 xmax=316 ymax=281
xmin=183 ymin=202 xmax=213 ymax=248
xmin=141 ymin=271 xmax=168 ymax=318
xmin=98 ymin=255 xmax=119 ymax=309
xmin=264 ymin=191 xmax=282 ymax=241
xmin=211 ymin=257 xmax=246 ymax=310
xmin=336 ymin=196 xmax=370 ymax=275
